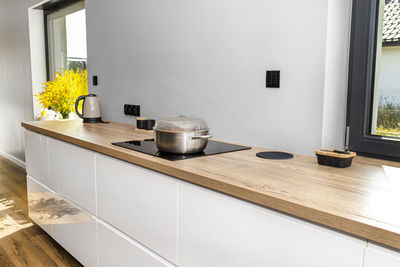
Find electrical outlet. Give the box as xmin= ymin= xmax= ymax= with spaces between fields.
xmin=92 ymin=76 xmax=98 ymax=86
xmin=266 ymin=70 xmax=280 ymax=88
xmin=124 ymin=104 xmax=140 ymax=116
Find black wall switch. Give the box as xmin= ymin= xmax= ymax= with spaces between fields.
xmin=93 ymin=76 xmax=98 ymax=86
xmin=266 ymin=70 xmax=280 ymax=88
xmin=124 ymin=104 xmax=140 ymax=116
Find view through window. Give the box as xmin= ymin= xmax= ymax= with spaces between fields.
xmin=47 ymin=2 xmax=87 ymax=79
xmin=372 ymin=0 xmax=400 ymax=138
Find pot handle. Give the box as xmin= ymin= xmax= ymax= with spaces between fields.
xmin=191 ymin=134 xmax=212 ymax=140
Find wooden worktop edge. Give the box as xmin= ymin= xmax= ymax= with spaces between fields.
xmin=21 ymin=122 xmax=400 ymax=250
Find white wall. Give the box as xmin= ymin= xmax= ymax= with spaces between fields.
xmin=321 ymin=0 xmax=353 ymax=149
xmin=0 ymin=0 xmax=39 ymax=161
xmin=28 ymin=7 xmax=47 ymax=119
xmin=86 ymin=0 xmax=342 ymax=155
xmin=0 ymin=0 xmax=353 ymax=160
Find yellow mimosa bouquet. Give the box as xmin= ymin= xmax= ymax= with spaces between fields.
xmin=36 ymin=69 xmax=88 ymax=119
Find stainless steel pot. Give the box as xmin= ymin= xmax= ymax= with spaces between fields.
xmin=153 ymin=117 xmax=212 ymax=154
xmin=154 ymin=129 xmax=212 ymax=154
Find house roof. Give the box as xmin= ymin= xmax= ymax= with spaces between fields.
xmin=383 ymin=0 xmax=400 ymax=45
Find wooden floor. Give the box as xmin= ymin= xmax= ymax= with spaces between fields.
xmin=0 ymin=156 xmax=82 ymax=267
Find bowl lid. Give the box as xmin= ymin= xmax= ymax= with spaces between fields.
xmin=154 ymin=116 xmax=208 ymax=131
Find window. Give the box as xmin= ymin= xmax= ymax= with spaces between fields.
xmin=45 ymin=1 xmax=87 ymax=79
xmin=347 ymin=0 xmax=400 ymax=158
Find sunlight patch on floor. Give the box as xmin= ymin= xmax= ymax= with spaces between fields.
xmin=0 ymin=214 xmax=33 ymax=238
xmin=0 ymin=198 xmax=14 ymax=211
xmin=0 ymin=197 xmax=33 ymax=238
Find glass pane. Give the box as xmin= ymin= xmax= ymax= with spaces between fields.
xmin=371 ymin=0 xmax=400 ymax=138
xmin=66 ymin=9 xmax=87 ymax=72
xmin=50 ymin=16 xmax=67 ymax=76
xmin=47 ymin=5 xmax=87 ymax=79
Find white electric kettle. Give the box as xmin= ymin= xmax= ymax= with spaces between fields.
xmin=75 ymin=94 xmax=102 ymax=123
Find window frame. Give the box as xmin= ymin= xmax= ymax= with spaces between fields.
xmin=347 ymin=0 xmax=400 ymax=159
xmin=44 ymin=0 xmax=84 ymax=80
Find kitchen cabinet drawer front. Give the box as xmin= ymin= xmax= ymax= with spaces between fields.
xmin=96 ymin=154 xmax=178 ymax=265
xmin=364 ymin=243 xmax=400 ymax=267
xmin=27 ymin=176 xmax=97 ymax=267
xmin=48 ymin=137 xmax=96 ymax=213
xmin=98 ymin=221 xmax=173 ymax=267
xmin=25 ymin=130 xmax=49 ymax=185
xmin=52 ymin=208 xmax=97 ymax=267
xmin=179 ymin=181 xmax=366 ymax=267
xmin=27 ymin=176 xmax=53 ymax=235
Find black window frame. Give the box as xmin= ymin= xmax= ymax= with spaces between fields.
xmin=347 ymin=0 xmax=400 ymax=159
xmin=41 ymin=0 xmax=82 ymax=80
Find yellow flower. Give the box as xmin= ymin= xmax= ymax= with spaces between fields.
xmin=35 ymin=69 xmax=88 ymax=119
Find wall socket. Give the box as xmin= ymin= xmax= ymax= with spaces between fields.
xmin=92 ymin=75 xmax=98 ymax=86
xmin=124 ymin=104 xmax=140 ymax=116
xmin=266 ymin=70 xmax=280 ymax=88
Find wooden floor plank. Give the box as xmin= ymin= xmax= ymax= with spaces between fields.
xmin=0 ymin=156 xmax=82 ymax=267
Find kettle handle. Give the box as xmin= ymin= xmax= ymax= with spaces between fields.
xmin=75 ymin=95 xmax=87 ymax=119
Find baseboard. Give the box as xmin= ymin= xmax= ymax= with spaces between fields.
xmin=0 ymin=151 xmax=26 ymax=169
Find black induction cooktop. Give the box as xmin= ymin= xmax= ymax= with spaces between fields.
xmin=112 ymin=139 xmax=251 ymax=161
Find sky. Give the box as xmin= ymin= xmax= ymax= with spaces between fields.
xmin=66 ymin=9 xmax=87 ymax=59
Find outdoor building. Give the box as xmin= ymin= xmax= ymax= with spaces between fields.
xmin=380 ymin=0 xmax=400 ymax=105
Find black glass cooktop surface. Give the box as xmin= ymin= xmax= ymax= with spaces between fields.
xmin=112 ymin=139 xmax=251 ymax=161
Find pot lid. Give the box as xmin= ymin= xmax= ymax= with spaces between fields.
xmin=154 ymin=116 xmax=208 ymax=131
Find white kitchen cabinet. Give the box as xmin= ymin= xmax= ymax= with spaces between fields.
xmin=96 ymin=154 xmax=178 ymax=265
xmin=98 ymin=221 xmax=173 ymax=267
xmin=27 ymin=176 xmax=98 ymax=267
xmin=178 ymin=181 xmax=366 ymax=267
xmin=52 ymin=213 xmax=97 ymax=267
xmin=48 ymin=137 xmax=96 ymax=214
xmin=364 ymin=243 xmax=400 ymax=267
xmin=25 ymin=130 xmax=49 ymax=185
xmin=26 ymin=175 xmax=53 ymax=235
xmin=28 ymin=130 xmax=400 ymax=267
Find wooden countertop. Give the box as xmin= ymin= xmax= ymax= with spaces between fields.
xmin=22 ymin=120 xmax=400 ymax=250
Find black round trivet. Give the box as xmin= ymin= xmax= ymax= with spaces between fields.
xmin=256 ymin=151 xmax=294 ymax=160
